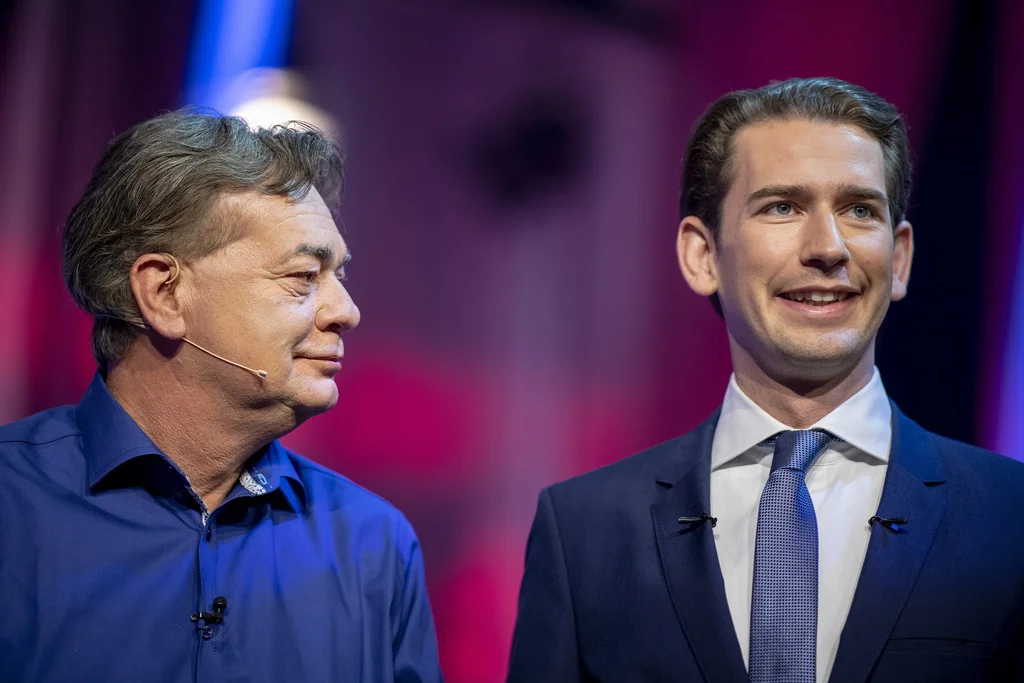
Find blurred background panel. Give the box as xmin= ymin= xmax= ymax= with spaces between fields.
xmin=1 ymin=0 xmax=1022 ymax=680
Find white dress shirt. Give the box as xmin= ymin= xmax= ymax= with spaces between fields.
xmin=710 ymin=368 xmax=892 ymax=683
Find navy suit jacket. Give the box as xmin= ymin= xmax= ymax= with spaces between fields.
xmin=507 ymin=404 xmax=1024 ymax=682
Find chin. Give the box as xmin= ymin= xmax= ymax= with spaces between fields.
xmin=288 ymin=380 xmax=340 ymax=419
xmin=310 ymin=384 xmax=340 ymax=412
xmin=773 ymin=337 xmax=869 ymax=377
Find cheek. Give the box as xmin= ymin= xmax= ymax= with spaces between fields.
xmin=847 ymin=234 xmax=895 ymax=280
xmin=242 ymin=295 xmax=319 ymax=344
xmin=287 ymin=298 xmax=323 ymax=339
xmin=720 ymin=232 xmax=790 ymax=293
xmin=191 ymin=284 xmax=253 ymax=332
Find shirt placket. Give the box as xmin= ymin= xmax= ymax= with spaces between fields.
xmin=194 ymin=465 xmax=275 ymax=682
xmin=194 ymin=501 xmax=224 ymax=683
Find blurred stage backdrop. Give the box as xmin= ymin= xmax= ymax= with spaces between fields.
xmin=2 ymin=0 xmax=1023 ymax=679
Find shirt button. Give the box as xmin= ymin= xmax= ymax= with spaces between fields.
xmin=205 ymin=527 xmax=212 ymax=541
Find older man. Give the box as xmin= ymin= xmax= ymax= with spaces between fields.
xmin=0 ymin=112 xmax=442 ymax=682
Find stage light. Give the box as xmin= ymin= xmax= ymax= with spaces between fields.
xmin=226 ymin=68 xmax=338 ymax=133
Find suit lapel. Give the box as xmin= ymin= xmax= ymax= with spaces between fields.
xmin=651 ymin=410 xmax=749 ymax=683
xmin=827 ymin=404 xmax=947 ymax=683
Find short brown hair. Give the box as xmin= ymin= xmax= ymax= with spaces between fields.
xmin=62 ymin=109 xmax=344 ymax=371
xmin=681 ymin=76 xmax=912 ymax=237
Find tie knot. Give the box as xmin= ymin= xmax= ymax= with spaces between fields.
xmin=761 ymin=429 xmax=837 ymax=474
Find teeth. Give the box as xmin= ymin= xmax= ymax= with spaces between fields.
xmin=784 ymin=291 xmax=851 ymax=305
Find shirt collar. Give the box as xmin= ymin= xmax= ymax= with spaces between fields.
xmin=77 ymin=372 xmax=307 ymax=510
xmin=710 ymin=366 xmax=892 ymax=470
xmin=77 ymin=372 xmax=165 ymax=488
xmin=242 ymin=440 xmax=308 ymax=511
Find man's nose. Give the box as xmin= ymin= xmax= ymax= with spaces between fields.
xmin=317 ymin=280 xmax=360 ymax=333
xmin=800 ymin=210 xmax=851 ymax=272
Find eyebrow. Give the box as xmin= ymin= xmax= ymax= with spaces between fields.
xmin=294 ymin=243 xmax=352 ymax=268
xmin=747 ymin=183 xmax=888 ymax=205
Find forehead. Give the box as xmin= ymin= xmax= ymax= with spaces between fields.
xmin=728 ymin=120 xmax=886 ymax=196
xmin=222 ymin=187 xmax=346 ymax=257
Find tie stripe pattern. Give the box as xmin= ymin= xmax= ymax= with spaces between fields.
xmin=749 ymin=429 xmax=838 ymax=683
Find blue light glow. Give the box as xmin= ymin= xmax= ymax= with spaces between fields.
xmin=182 ymin=0 xmax=294 ymax=110
xmin=995 ymin=218 xmax=1024 ymax=462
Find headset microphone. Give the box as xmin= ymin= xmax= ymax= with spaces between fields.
xmin=179 ymin=337 xmax=268 ymax=379
xmin=98 ymin=254 xmax=268 ymax=380
xmin=96 ymin=318 xmax=268 ymax=380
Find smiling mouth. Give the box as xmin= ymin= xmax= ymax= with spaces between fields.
xmin=296 ymin=356 xmax=344 ymax=371
xmin=780 ymin=290 xmax=858 ymax=306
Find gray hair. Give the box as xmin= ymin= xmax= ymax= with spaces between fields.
xmin=62 ymin=109 xmax=344 ymax=371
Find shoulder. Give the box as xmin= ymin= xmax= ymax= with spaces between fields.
xmin=892 ymin=405 xmax=1024 ymax=495
xmin=542 ymin=434 xmax=687 ymax=516
xmin=0 ymin=406 xmax=82 ymax=482
xmin=281 ymin=447 xmax=420 ymax=549
xmin=0 ymin=405 xmax=80 ymax=450
xmin=900 ymin=411 xmax=1024 ymax=519
xmin=0 ymin=407 xmax=84 ymax=520
xmin=929 ymin=431 xmax=1024 ymax=494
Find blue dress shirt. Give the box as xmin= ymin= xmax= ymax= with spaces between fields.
xmin=0 ymin=374 xmax=443 ymax=683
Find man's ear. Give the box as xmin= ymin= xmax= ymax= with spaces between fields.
xmin=129 ymin=253 xmax=187 ymax=339
xmin=890 ymin=220 xmax=914 ymax=301
xmin=677 ymin=215 xmax=719 ymax=297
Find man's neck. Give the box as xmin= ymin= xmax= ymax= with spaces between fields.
xmin=105 ymin=349 xmax=288 ymax=512
xmin=730 ymin=344 xmax=877 ymax=430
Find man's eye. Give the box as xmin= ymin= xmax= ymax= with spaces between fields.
xmin=767 ymin=202 xmax=793 ymax=216
xmin=850 ymin=205 xmax=873 ymax=219
xmin=293 ymin=272 xmax=318 ymax=283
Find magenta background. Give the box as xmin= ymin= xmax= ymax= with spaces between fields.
xmin=1 ymin=1 xmax=1022 ymax=680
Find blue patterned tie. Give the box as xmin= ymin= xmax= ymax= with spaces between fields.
xmin=749 ymin=429 xmax=837 ymax=683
